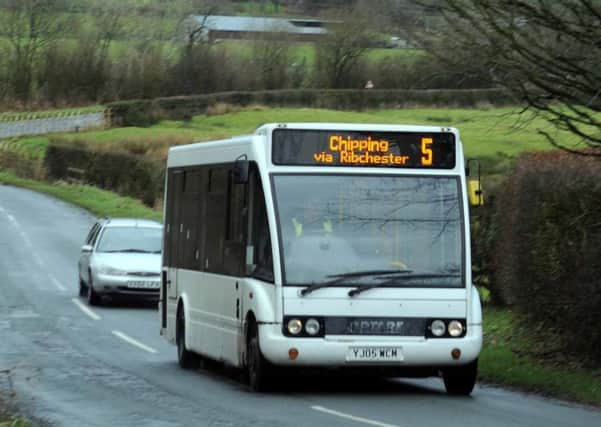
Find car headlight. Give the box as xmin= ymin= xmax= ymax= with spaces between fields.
xmin=448 ymin=320 xmax=464 ymax=337
xmin=430 ymin=320 xmax=446 ymax=337
xmin=287 ymin=319 xmax=303 ymax=335
xmin=97 ymin=266 xmax=128 ymax=276
xmin=305 ymin=318 xmax=321 ymax=336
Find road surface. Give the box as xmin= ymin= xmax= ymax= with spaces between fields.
xmin=0 ymin=185 xmax=598 ymax=427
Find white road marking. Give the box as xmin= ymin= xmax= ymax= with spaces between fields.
xmin=32 ymin=251 xmax=45 ymax=267
xmin=311 ymin=406 xmax=401 ymax=427
xmin=0 ymin=210 xmax=35 ymax=251
xmin=6 ymin=214 xmax=18 ymax=226
xmin=20 ymin=231 xmax=33 ymax=248
xmin=71 ymin=298 xmax=101 ymax=321
xmin=49 ymin=274 xmax=67 ymax=291
xmin=112 ymin=330 xmax=158 ymax=354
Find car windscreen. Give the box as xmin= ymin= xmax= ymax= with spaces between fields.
xmin=96 ymin=227 xmax=162 ymax=254
xmin=273 ymin=174 xmax=464 ymax=287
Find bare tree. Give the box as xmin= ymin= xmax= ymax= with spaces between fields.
xmin=0 ymin=0 xmax=68 ymax=101
xmin=172 ymin=0 xmax=222 ymax=94
xmin=421 ymin=0 xmax=601 ymax=154
xmin=251 ymin=29 xmax=292 ymax=90
xmin=314 ymin=7 xmax=378 ymax=88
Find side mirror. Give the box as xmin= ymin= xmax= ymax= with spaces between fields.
xmin=233 ymin=158 xmax=249 ymax=184
xmin=81 ymin=244 xmax=93 ymax=253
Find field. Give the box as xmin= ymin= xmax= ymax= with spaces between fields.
xmin=11 ymin=106 xmax=581 ymax=180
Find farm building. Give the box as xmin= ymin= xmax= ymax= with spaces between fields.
xmin=179 ymin=15 xmax=330 ymax=42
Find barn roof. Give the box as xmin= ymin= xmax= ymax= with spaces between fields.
xmin=188 ymin=15 xmax=329 ymax=35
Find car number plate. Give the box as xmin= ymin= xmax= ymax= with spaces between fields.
xmin=126 ymin=281 xmax=159 ymax=289
xmin=346 ymin=346 xmax=403 ymax=362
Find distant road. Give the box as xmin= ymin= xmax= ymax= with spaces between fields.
xmin=0 ymin=184 xmax=599 ymax=427
xmin=0 ymin=112 xmax=105 ymax=139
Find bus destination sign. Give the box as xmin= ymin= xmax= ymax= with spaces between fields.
xmin=272 ymin=129 xmax=456 ymax=168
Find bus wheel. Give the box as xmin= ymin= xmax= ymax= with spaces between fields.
xmin=177 ymin=307 xmax=198 ymax=369
xmin=247 ymin=335 xmax=270 ymax=392
xmin=442 ymin=359 xmax=478 ymax=396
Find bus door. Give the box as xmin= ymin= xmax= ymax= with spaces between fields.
xmin=167 ymin=171 xmax=183 ymax=305
xmin=217 ymin=168 xmax=248 ymax=364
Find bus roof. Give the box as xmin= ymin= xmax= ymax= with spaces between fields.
xmin=255 ymin=123 xmax=459 ymax=135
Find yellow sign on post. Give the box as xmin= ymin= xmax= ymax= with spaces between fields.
xmin=468 ymin=179 xmax=484 ymax=206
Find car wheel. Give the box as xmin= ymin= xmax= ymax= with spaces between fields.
xmin=78 ymin=277 xmax=87 ymax=297
xmin=247 ymin=330 xmax=271 ymax=392
xmin=177 ymin=306 xmax=198 ymax=369
xmin=87 ymin=275 xmax=100 ymax=306
xmin=442 ymin=359 xmax=478 ymax=396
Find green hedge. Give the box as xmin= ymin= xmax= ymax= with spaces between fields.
xmin=44 ymin=143 xmax=164 ymax=207
xmin=108 ymin=88 xmax=515 ymax=127
xmin=491 ymin=151 xmax=601 ymax=362
xmin=0 ymin=150 xmax=43 ymax=180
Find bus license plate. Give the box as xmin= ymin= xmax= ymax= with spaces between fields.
xmin=127 ymin=281 xmax=159 ymax=289
xmin=346 ymin=346 xmax=403 ymax=362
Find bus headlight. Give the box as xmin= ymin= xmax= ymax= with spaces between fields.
xmin=305 ymin=318 xmax=320 ymax=336
xmin=430 ymin=320 xmax=446 ymax=337
xmin=287 ymin=319 xmax=303 ymax=335
xmin=448 ymin=320 xmax=464 ymax=337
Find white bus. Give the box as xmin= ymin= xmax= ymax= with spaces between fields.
xmin=160 ymin=123 xmax=483 ymax=394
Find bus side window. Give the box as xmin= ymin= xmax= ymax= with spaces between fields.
xmin=182 ymin=168 xmax=204 ymax=270
xmin=248 ymin=168 xmax=273 ymax=282
xmin=205 ymin=167 xmax=229 ymax=273
xmin=167 ymin=170 xmax=184 ymax=268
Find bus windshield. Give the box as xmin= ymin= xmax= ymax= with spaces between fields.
xmin=273 ymin=174 xmax=464 ymax=288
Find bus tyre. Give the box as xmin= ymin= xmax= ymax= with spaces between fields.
xmin=177 ymin=308 xmax=199 ymax=369
xmin=248 ymin=336 xmax=270 ymax=392
xmin=442 ymin=359 xmax=478 ymax=396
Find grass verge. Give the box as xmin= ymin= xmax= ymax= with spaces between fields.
xmin=481 ymin=308 xmax=601 ymax=406
xmin=0 ymin=419 xmax=32 ymax=427
xmin=0 ymin=172 xmax=161 ymax=221
xmin=0 ymin=395 xmax=31 ymax=427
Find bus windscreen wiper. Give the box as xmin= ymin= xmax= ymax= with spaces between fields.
xmin=347 ymin=273 xmax=460 ymax=297
xmin=300 ymin=269 xmax=413 ymax=297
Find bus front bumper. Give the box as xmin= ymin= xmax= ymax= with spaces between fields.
xmin=258 ymin=323 xmax=483 ymax=368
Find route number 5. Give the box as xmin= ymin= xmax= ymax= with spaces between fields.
xmin=421 ymin=137 xmax=433 ymax=166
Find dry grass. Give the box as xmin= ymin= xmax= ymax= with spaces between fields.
xmin=206 ymin=102 xmax=267 ymax=116
xmin=59 ymin=135 xmax=196 ymax=161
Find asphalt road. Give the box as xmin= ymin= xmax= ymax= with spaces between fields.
xmin=0 ymin=184 xmax=599 ymax=427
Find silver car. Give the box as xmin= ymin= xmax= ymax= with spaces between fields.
xmin=78 ymin=218 xmax=163 ymax=305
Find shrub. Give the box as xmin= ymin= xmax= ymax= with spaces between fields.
xmin=107 ymin=88 xmax=514 ymax=127
xmin=107 ymin=100 xmax=159 ymax=127
xmin=44 ymin=143 xmax=163 ymax=207
xmin=493 ymin=151 xmax=601 ymax=362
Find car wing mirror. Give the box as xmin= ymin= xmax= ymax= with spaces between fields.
xmin=81 ymin=244 xmax=93 ymax=253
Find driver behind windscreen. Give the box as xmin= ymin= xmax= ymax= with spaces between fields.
xmin=291 ymin=196 xmax=333 ymax=238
